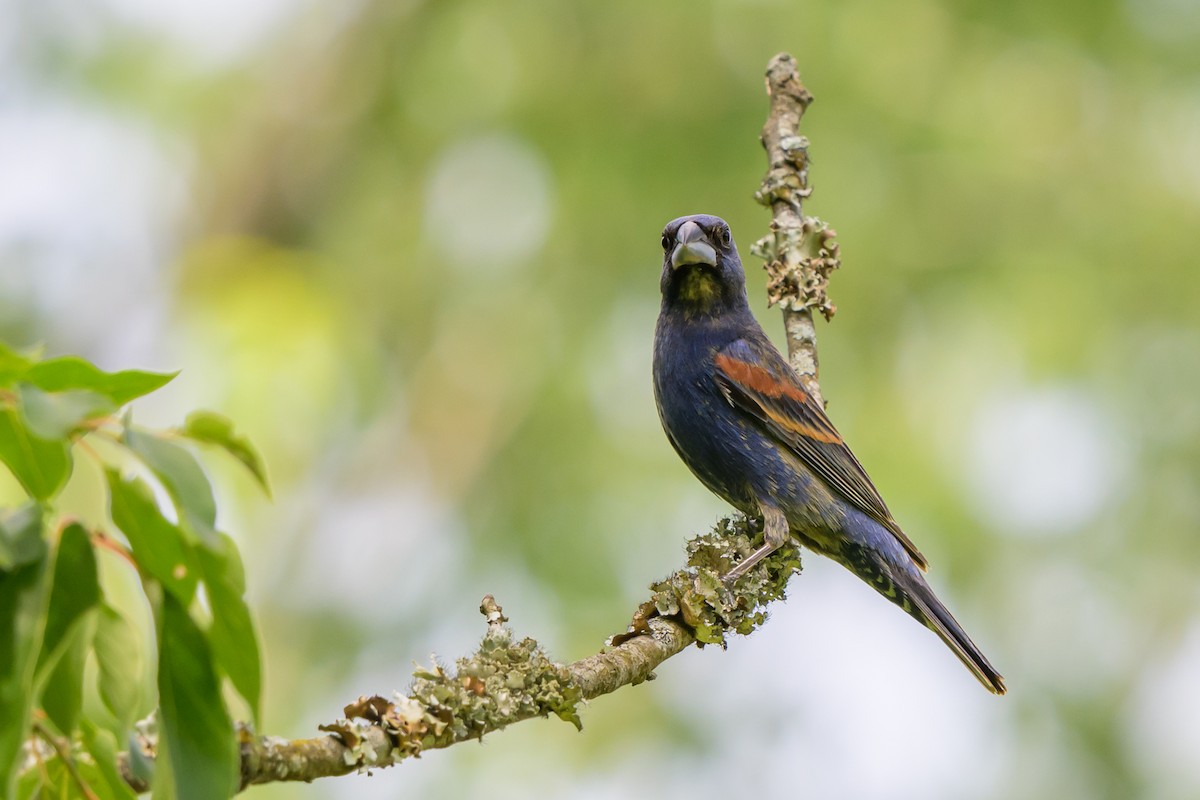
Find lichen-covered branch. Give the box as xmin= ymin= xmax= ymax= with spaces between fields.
xmin=115 ymin=51 xmax=831 ymax=795
xmin=752 ymin=52 xmax=840 ymax=406
xmin=116 ymin=518 xmax=802 ymax=792
xmin=259 ymin=520 xmax=799 ymax=789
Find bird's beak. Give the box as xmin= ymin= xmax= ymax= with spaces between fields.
xmin=671 ymin=220 xmax=717 ymax=269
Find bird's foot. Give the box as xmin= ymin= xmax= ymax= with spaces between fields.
xmin=724 ymin=504 xmax=789 ymax=585
xmin=723 ymin=541 xmax=779 ymax=584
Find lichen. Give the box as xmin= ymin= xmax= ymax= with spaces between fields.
xmin=753 ymin=217 xmax=840 ymax=321
xmin=643 ymin=513 xmax=801 ymax=647
xmin=324 ymin=607 xmax=583 ymax=768
xmin=407 ymin=625 xmax=583 ymax=749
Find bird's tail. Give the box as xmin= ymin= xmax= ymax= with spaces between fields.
xmin=904 ymin=572 xmax=1007 ymax=695
xmin=837 ymin=539 xmax=1007 ymax=695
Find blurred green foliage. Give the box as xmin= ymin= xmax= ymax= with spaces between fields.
xmin=3 ymin=0 xmax=1200 ymax=797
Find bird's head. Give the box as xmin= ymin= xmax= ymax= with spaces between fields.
xmin=659 ymin=214 xmax=748 ymax=318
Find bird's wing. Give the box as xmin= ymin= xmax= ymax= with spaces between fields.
xmin=713 ymin=337 xmax=928 ymax=570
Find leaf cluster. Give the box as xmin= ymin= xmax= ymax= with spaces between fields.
xmin=0 ymin=343 xmax=269 ymax=799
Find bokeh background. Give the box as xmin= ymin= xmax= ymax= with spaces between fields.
xmin=3 ymin=0 xmax=1199 ymax=797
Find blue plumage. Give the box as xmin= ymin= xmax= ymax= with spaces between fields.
xmin=652 ymin=214 xmax=1005 ymax=694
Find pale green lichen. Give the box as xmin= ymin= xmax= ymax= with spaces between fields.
xmin=323 ymin=606 xmax=583 ymax=770
xmin=648 ymin=513 xmax=801 ymax=647
xmin=406 ymin=624 xmax=583 ymax=753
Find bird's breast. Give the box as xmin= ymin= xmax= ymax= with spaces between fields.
xmin=653 ymin=325 xmax=763 ymax=512
xmin=653 ymin=314 xmax=841 ymax=531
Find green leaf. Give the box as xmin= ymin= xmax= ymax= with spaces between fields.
xmin=122 ymin=428 xmax=218 ymax=547
xmin=94 ymin=604 xmax=141 ymax=727
xmin=40 ymin=613 xmax=93 ymax=735
xmin=0 ymin=342 xmax=34 ymax=388
xmin=81 ymin=722 xmax=139 ymax=800
xmin=106 ymin=470 xmax=197 ymax=604
xmin=16 ymin=726 xmax=127 ymax=800
xmin=74 ymin=754 xmax=132 ymax=800
xmin=150 ymin=726 xmax=176 ymax=800
xmin=35 ymin=525 xmax=101 ymax=672
xmin=18 ymin=384 xmax=115 ymax=439
xmin=35 ymin=525 xmax=101 ymax=721
xmin=0 ymin=408 xmax=72 ymax=501
xmin=177 ymin=411 xmax=271 ymax=497
xmin=24 ymin=357 xmax=176 ymax=407
xmin=198 ymin=536 xmax=261 ymax=723
xmin=0 ymin=504 xmax=46 ymax=572
xmin=0 ymin=548 xmax=49 ymax=796
xmin=156 ymin=594 xmax=238 ymax=800
xmin=14 ymin=750 xmax=69 ymax=799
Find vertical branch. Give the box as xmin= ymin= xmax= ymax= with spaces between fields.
xmin=754 ymin=53 xmax=841 ymax=406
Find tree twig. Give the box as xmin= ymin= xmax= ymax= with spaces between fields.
xmin=753 ymin=52 xmax=840 ymax=406
xmin=33 ymin=723 xmax=100 ymax=800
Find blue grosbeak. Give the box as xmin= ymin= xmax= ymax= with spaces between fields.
xmin=653 ymin=214 xmax=1005 ymax=694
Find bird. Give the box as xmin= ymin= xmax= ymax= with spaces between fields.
xmin=652 ymin=213 xmax=1006 ymax=694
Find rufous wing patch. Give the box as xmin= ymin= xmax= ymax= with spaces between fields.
xmin=714 ymin=354 xmax=842 ymax=444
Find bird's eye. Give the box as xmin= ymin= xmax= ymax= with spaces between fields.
xmin=719 ymin=227 xmax=732 ymax=246
xmin=661 ymin=234 xmax=671 ymax=251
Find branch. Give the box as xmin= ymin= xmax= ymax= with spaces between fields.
xmin=752 ymin=52 xmax=839 ymax=406
xmin=282 ymin=524 xmax=797 ymax=786
xmin=115 ymin=52 xmax=834 ymax=794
